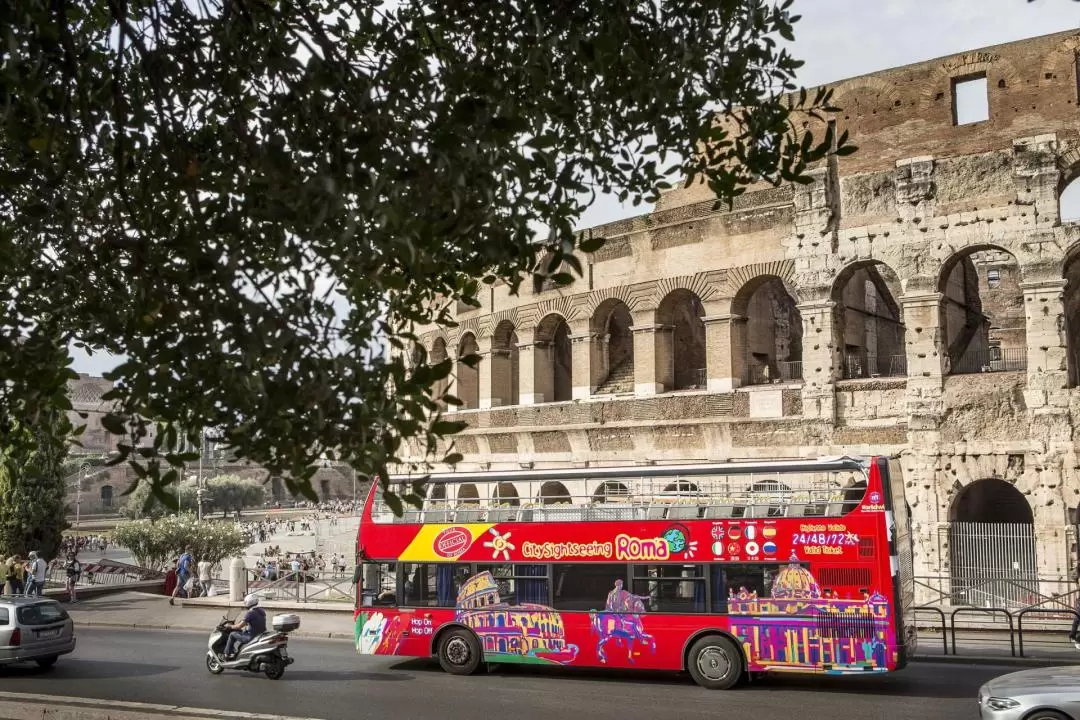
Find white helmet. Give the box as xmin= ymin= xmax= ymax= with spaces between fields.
xmin=243 ymin=593 xmax=259 ymax=608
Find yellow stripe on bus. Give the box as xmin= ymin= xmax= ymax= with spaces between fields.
xmin=398 ymin=523 xmax=494 ymax=562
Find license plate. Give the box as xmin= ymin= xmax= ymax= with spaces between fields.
xmin=37 ymin=629 xmax=60 ymax=639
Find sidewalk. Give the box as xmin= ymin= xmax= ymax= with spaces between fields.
xmin=66 ymin=591 xmax=355 ymax=640
xmin=0 ymin=691 xmax=323 ymax=720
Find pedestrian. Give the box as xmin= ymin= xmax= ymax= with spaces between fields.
xmin=7 ymin=556 xmax=24 ymax=595
xmin=25 ymin=552 xmax=46 ymax=597
xmin=198 ymin=558 xmax=212 ymax=597
xmin=170 ymin=547 xmax=194 ymax=606
xmin=64 ymin=551 xmax=81 ymax=603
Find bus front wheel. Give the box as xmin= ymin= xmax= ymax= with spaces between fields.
xmin=438 ymin=629 xmax=482 ymax=676
xmin=687 ymin=636 xmax=744 ymax=690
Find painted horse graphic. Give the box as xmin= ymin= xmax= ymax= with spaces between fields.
xmin=591 ymin=580 xmax=656 ymax=664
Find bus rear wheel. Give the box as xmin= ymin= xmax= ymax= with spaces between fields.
xmin=687 ymin=636 xmax=743 ymax=690
xmin=438 ymin=629 xmax=482 ymax=676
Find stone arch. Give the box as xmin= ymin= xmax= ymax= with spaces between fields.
xmin=751 ymin=479 xmax=792 ymax=517
xmin=656 ymin=289 xmax=707 ymax=391
xmin=490 ymin=320 xmax=520 ymax=407
xmin=947 ymin=478 xmax=1037 ymax=606
xmin=455 ymin=332 xmax=480 ymax=410
xmin=919 ymin=51 xmax=1023 ymax=114
xmin=427 ymin=483 xmax=447 ymax=505
xmin=456 ymin=483 xmax=480 ymax=505
xmin=430 ymin=336 xmax=450 ymax=407
xmin=1058 ymin=150 xmax=1080 ymax=223
xmin=533 ymin=313 xmax=573 ymax=403
xmin=590 ymin=298 xmax=635 ymax=395
xmin=831 ymin=260 xmax=907 ymax=378
xmin=1065 ymin=247 xmax=1080 ymax=387
xmin=100 ymin=484 xmax=114 ymax=510
xmin=1038 ymin=34 xmax=1080 ymax=87
xmin=829 ymin=76 xmax=903 ymax=116
xmin=662 ymin=480 xmax=699 ymax=495
xmin=732 ymin=275 xmax=803 ymax=385
xmin=493 ymin=482 xmax=520 ymax=507
xmin=938 ymin=245 xmax=1026 ymax=375
xmin=592 ymin=481 xmax=630 ymax=503
xmin=539 ymin=481 xmax=571 ymax=505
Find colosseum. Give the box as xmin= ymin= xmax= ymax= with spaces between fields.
xmin=401 ymin=30 xmax=1080 ymax=607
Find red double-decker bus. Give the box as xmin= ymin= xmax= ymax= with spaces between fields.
xmin=354 ymin=456 xmax=915 ymax=689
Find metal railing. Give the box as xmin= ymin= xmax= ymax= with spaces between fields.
xmin=842 ymin=353 xmax=907 ymax=379
xmin=745 ymin=360 xmax=803 ymax=386
xmin=245 ymin=569 xmax=356 ymax=604
xmin=951 ymin=347 xmax=1027 ymax=375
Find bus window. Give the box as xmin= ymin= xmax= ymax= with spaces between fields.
xmin=719 ymin=564 xmax=784 ymax=606
xmin=553 ymin=564 xmax=627 ymax=611
xmin=631 ymin=564 xmax=705 ymax=613
xmin=402 ymin=564 xmax=472 ymax=607
xmin=360 ymin=562 xmax=398 ymax=607
xmin=475 ymin=564 xmax=549 ymax=605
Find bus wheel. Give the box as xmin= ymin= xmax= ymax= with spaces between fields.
xmin=438 ymin=629 xmax=482 ymax=676
xmin=687 ymin=636 xmax=743 ymax=690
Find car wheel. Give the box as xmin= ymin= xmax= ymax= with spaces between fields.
xmin=35 ymin=656 xmax=58 ymax=670
xmin=437 ymin=628 xmax=482 ymax=676
xmin=206 ymin=654 xmax=224 ymax=675
xmin=263 ymin=656 xmax=285 ymax=680
xmin=1024 ymin=712 xmax=1070 ymax=720
xmin=687 ymin=636 xmax=744 ymax=690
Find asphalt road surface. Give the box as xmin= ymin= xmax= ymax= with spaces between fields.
xmin=1 ymin=628 xmax=1005 ymax=720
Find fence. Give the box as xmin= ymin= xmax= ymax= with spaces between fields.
xmin=745 ymin=361 xmax=803 ymax=386
xmin=45 ymin=559 xmax=164 ymax=589
xmin=842 ymin=353 xmax=907 ymax=379
xmin=939 ymin=521 xmax=1040 ymax=608
xmin=244 ymin=569 xmax=355 ymax=604
xmin=951 ymin=347 xmax=1027 ymax=375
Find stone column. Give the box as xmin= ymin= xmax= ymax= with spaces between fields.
xmin=901 ymin=292 xmax=946 ymax=431
xmin=1021 ymin=279 xmax=1069 ymax=411
xmin=797 ymin=299 xmax=840 ymax=420
xmin=702 ymin=314 xmax=745 ymax=392
xmin=630 ymin=323 xmax=672 ymax=395
xmin=476 ymin=336 xmax=495 ymax=409
xmin=517 ymin=340 xmax=550 ymax=405
xmin=570 ymin=330 xmax=602 ymax=400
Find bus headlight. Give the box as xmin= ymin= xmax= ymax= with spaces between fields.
xmin=985 ymin=697 xmax=1020 ymax=711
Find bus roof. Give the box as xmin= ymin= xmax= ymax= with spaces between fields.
xmin=388 ymin=456 xmax=870 ymax=485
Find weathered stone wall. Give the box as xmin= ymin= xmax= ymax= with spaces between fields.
xmin=404 ymin=31 xmax=1080 ymax=600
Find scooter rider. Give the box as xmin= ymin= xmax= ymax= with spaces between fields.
xmin=224 ymin=594 xmax=267 ymax=659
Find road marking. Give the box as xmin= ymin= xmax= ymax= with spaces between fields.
xmin=0 ymin=692 xmax=325 ymax=720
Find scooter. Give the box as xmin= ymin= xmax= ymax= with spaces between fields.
xmin=205 ymin=612 xmax=299 ymax=680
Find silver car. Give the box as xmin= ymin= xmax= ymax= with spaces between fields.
xmin=978 ymin=666 xmax=1080 ymax=720
xmin=0 ymin=596 xmax=76 ymax=669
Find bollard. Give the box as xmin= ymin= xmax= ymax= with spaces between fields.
xmin=229 ymin=557 xmax=246 ymax=602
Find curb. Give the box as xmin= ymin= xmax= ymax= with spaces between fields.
xmin=72 ymin=620 xmax=353 ymax=641
xmin=913 ymin=653 xmax=1080 ymax=667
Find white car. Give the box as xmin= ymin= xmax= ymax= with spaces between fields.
xmin=978 ymin=666 xmax=1080 ymax=720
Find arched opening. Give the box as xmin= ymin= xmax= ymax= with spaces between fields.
xmin=100 ymin=485 xmax=114 ymax=510
xmin=662 ymin=481 xmax=700 ymax=496
xmin=534 ymin=314 xmax=572 ymax=403
xmin=427 ymin=483 xmax=447 ymax=506
xmin=656 ymin=290 xmax=707 ymax=391
xmin=832 ymin=262 xmax=907 ymax=378
xmin=539 ymin=481 xmax=572 ymax=505
xmin=751 ymin=479 xmax=791 ymax=517
xmin=939 ymin=247 xmax=1026 ymax=375
xmin=320 ymin=479 xmax=331 ymax=499
xmin=733 ymin=276 xmax=803 ymax=385
xmin=457 ymin=483 xmax=480 ymax=505
xmin=456 ymin=333 xmax=480 ymax=409
xmin=1065 ymin=248 xmax=1080 ymax=388
xmin=592 ymin=481 xmax=630 ymax=503
xmin=270 ymin=477 xmax=284 ymax=503
xmin=493 ymin=482 xmax=520 ymax=507
xmin=430 ymin=337 xmax=450 ymax=407
xmin=1060 ymin=173 xmax=1080 ymax=223
xmin=948 ymin=478 xmax=1036 ymax=606
xmin=590 ymin=299 xmax=635 ymax=395
xmin=490 ymin=320 xmax=520 ymax=406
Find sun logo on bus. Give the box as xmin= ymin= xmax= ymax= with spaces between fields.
xmin=483 ymin=528 xmax=516 ymax=561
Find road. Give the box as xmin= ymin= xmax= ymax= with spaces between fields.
xmin=0 ymin=628 xmax=1009 ymax=720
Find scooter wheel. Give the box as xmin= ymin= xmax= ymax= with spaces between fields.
xmin=206 ymin=654 xmax=225 ymax=675
xmin=263 ymin=656 xmax=285 ymax=680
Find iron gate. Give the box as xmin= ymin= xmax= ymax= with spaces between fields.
xmin=946 ymin=521 xmax=1039 ymax=607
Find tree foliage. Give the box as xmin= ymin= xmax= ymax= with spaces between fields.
xmin=1 ymin=0 xmax=849 ymax=509
xmin=189 ymin=474 xmax=265 ymax=517
xmin=113 ymin=513 xmax=247 ymax=570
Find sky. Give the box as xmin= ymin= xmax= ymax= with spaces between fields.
xmin=70 ymin=0 xmax=1080 ymax=376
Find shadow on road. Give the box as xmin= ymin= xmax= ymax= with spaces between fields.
xmin=0 ymin=659 xmax=179 ymax=680
xmin=251 ymin=669 xmax=415 ymax=682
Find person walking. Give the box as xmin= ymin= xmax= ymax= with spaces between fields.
xmin=7 ymin=556 xmax=24 ymax=595
xmin=25 ymin=552 xmax=46 ymax=597
xmin=64 ymin=551 xmax=82 ymax=603
xmin=197 ymin=558 xmax=212 ymax=597
xmin=170 ymin=548 xmax=194 ymax=606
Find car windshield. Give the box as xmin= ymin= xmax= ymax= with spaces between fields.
xmin=16 ymin=603 xmax=68 ymax=626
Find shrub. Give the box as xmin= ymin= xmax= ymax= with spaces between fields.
xmin=113 ymin=513 xmax=247 ymax=571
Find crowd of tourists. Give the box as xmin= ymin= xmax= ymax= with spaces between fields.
xmin=1 ymin=550 xmax=85 ymax=603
